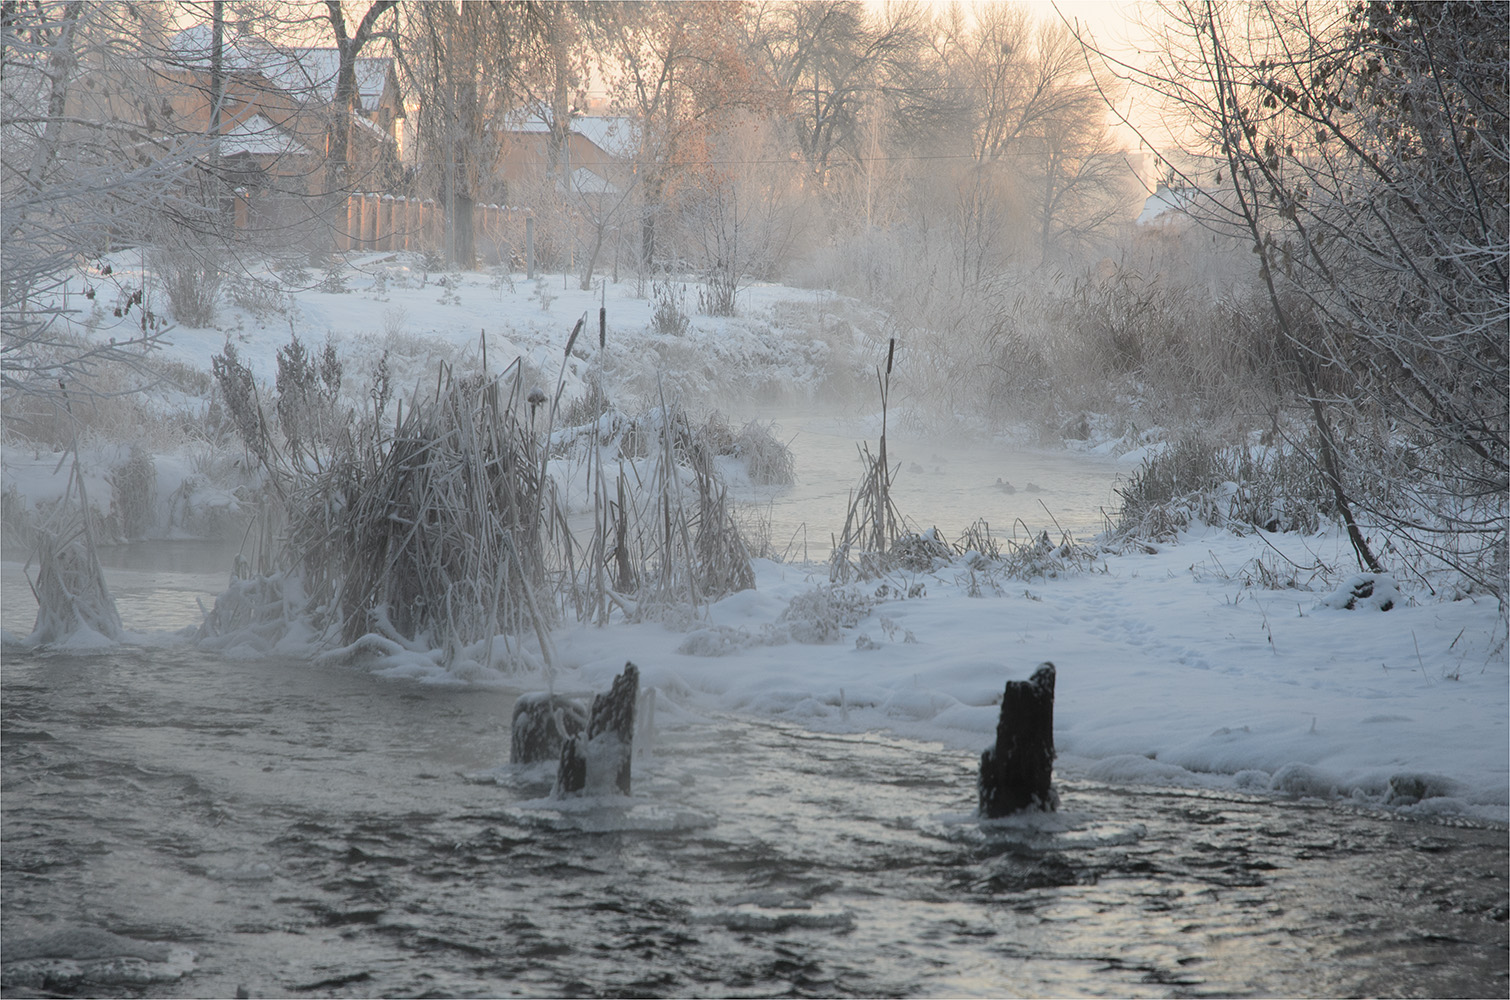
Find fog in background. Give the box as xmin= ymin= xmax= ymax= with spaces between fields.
xmin=3 ymin=0 xmax=1505 ymax=603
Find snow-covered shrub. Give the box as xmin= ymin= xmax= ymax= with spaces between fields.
xmin=318 ymin=262 xmax=347 ymax=294
xmin=890 ymin=528 xmax=952 ymax=572
xmin=1115 ymin=431 xmax=1331 ymax=541
xmin=999 ymin=530 xmax=1099 ymax=581
xmin=731 ymin=419 xmax=795 ymax=486
xmin=381 ymin=305 xmax=409 ymax=339
xmin=227 ymin=274 xmax=287 ymax=319
xmin=651 ymin=280 xmax=689 ymax=336
xmin=151 ymin=246 xmax=222 ymax=327
xmin=165 ymin=471 xmax=248 ymax=539
xmin=779 ymin=585 xmax=875 ymax=644
xmin=1318 ymin=573 xmax=1400 ymax=612
xmin=108 ymin=447 xmax=155 ymax=541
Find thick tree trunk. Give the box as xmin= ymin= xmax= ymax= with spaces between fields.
xmin=554 ymin=662 xmax=639 ymax=797
xmin=510 ymin=693 xmax=587 ymax=765
xmin=978 ymin=663 xmax=1057 ymax=817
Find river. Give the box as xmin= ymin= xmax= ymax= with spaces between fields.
xmin=1 ymin=433 xmax=1506 ymax=998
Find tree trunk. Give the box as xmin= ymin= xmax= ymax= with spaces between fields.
xmin=452 ymin=192 xmax=475 ymax=270
xmin=978 ymin=663 xmax=1057 ymax=817
xmin=555 ymin=662 xmax=639 ymax=797
xmin=510 ymin=693 xmax=587 ymax=765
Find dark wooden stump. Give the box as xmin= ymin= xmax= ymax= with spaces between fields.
xmin=978 ymin=662 xmax=1057 ymax=817
xmin=509 ymin=693 xmax=588 ymax=765
xmin=554 ymin=662 xmax=639 ymax=797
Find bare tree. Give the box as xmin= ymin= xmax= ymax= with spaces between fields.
xmin=319 ymin=0 xmax=396 ymax=201
xmin=597 ymin=0 xmax=756 ymax=273
xmin=934 ymin=9 xmax=1128 ymax=266
xmin=747 ymin=0 xmax=934 ymax=190
xmin=2 ymin=0 xmax=202 ymax=406
xmin=397 ymin=1 xmax=545 ymax=268
xmin=1086 ymin=0 xmax=1507 ymax=595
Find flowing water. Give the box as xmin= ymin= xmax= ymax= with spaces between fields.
xmin=2 ymin=438 xmax=1507 ymax=998
xmin=3 ymin=637 xmax=1506 ymax=998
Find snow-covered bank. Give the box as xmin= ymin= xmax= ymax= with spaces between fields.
xmin=542 ymin=525 xmax=1506 ymax=825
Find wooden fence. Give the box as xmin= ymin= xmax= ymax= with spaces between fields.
xmin=339 ymin=193 xmax=528 ymax=264
xmin=230 ymin=189 xmax=529 ymax=265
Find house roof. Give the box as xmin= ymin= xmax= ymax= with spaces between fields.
xmin=219 ymin=114 xmax=314 ymax=157
xmin=507 ymin=112 xmax=639 ymax=160
xmin=168 ymin=26 xmax=394 ymax=112
xmin=572 ymin=116 xmax=637 ymax=160
xmin=559 ymin=167 xmax=620 ymax=196
xmin=1137 ymin=183 xmax=1198 ymax=225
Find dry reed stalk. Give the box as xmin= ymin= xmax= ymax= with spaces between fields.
xmin=829 ymin=340 xmax=910 ymax=582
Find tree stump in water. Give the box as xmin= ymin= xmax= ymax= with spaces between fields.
xmin=509 ymin=694 xmax=588 ymax=765
xmin=978 ymin=662 xmax=1057 ymax=817
xmin=554 ymin=662 xmax=639 ymax=797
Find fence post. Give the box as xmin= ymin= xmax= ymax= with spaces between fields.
xmin=427 ymin=199 xmax=435 ymax=251
xmin=343 ymin=193 xmax=358 ymax=251
xmin=526 ymin=215 xmax=535 ymax=278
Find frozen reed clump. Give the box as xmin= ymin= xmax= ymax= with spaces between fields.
xmin=14 ymin=440 xmax=123 ymax=648
xmin=26 ymin=529 xmax=124 ymax=646
xmin=997 ymin=529 xmax=1100 ymax=581
xmin=197 ymin=570 xmax=309 ymax=656
xmin=664 ymin=411 xmax=794 ymax=487
xmin=571 ymin=399 xmax=755 ymax=625
xmin=829 ymin=338 xmax=910 ymax=583
xmin=199 ymin=336 xmax=758 ymax=672
xmin=282 ymin=363 xmax=559 ymax=667
xmin=107 ymin=447 xmax=155 ymax=541
xmin=889 ymin=527 xmax=953 ymax=572
xmin=731 ymin=419 xmax=795 ymax=486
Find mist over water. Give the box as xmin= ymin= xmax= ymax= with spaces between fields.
xmin=731 ymin=412 xmax=1120 ymax=561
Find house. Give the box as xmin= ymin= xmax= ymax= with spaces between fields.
xmin=492 ymin=113 xmax=637 ymax=207
xmin=160 ymin=25 xmax=404 ymax=197
xmin=1136 ymin=181 xmax=1200 ymax=226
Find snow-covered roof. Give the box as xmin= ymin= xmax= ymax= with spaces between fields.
xmin=571 ymin=116 xmax=638 ymax=160
xmin=350 ymin=112 xmax=395 ymax=145
xmin=505 ymin=112 xmax=639 ymax=160
xmin=167 ymin=27 xmax=393 ymax=111
xmin=558 ymin=167 xmax=620 ymax=196
xmin=219 ymin=114 xmax=313 ymax=157
xmin=1137 ymin=183 xmax=1198 ymax=225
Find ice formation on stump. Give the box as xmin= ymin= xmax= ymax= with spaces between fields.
xmin=554 ymin=662 xmax=639 ymax=797
xmin=978 ymin=662 xmax=1057 ymax=817
xmin=509 ymin=693 xmax=588 ymax=765
xmin=27 ymin=533 xmax=124 ymax=645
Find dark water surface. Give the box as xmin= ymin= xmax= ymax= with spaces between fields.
xmin=3 ymin=640 xmax=1506 ymax=998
